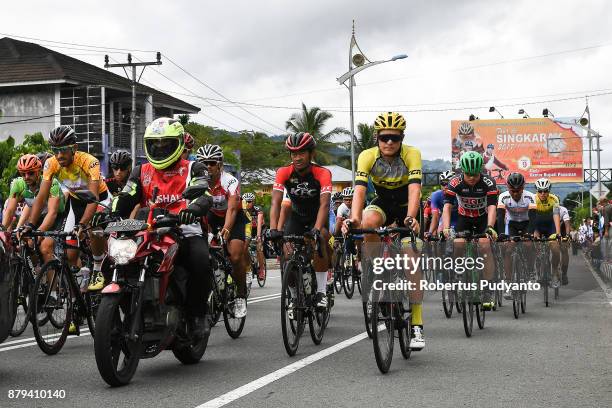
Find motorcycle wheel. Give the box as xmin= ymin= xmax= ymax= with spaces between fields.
xmin=94 ymin=294 xmax=143 ymax=387
xmin=173 ymin=334 xmax=209 ymax=364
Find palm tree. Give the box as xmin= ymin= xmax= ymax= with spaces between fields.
xmin=353 ymin=122 xmax=376 ymax=154
xmin=285 ymin=103 xmax=348 ymax=164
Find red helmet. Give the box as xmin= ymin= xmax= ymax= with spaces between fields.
xmin=17 ymin=154 xmax=42 ymax=173
xmin=183 ymin=132 xmax=195 ymax=150
xmin=285 ymin=132 xmax=316 ymax=152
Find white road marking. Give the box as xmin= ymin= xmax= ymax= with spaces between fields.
xmin=583 ymin=253 xmax=612 ymax=307
xmin=196 ymin=330 xmax=374 ymax=408
xmin=0 ymin=328 xmax=91 ymax=347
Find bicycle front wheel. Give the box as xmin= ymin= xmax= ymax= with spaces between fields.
xmin=372 ymin=297 xmax=394 ymax=373
xmin=281 ymin=262 xmax=304 ymax=356
xmin=9 ymin=263 xmax=31 ymax=337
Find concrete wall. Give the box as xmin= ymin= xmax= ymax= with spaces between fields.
xmin=0 ymin=85 xmax=56 ymax=144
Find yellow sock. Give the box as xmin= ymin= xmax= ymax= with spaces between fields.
xmin=411 ymin=303 xmax=423 ymax=326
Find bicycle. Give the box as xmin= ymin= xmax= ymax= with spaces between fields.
xmin=29 ymin=229 xmax=99 ymax=355
xmin=277 ymin=233 xmax=331 ymax=356
xmin=208 ymin=233 xmax=246 ymax=338
xmin=455 ymin=231 xmax=490 ymax=338
xmin=8 ymin=231 xmax=41 ymax=337
xmin=248 ymin=240 xmax=267 ymax=288
xmin=534 ymin=236 xmax=559 ymax=307
xmin=351 ymin=226 xmax=415 ymax=374
xmin=504 ymin=235 xmax=533 ymax=318
xmin=331 ymin=236 xmax=344 ymax=295
xmin=428 ymin=235 xmax=462 ymax=318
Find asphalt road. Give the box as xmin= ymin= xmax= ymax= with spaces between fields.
xmin=1 ymin=254 xmax=611 ymax=408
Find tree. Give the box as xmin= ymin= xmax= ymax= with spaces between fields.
xmin=285 ymin=103 xmax=348 ymax=164
xmin=0 ymin=133 xmax=49 ymax=197
xmin=178 ymin=114 xmax=190 ymax=126
xmin=353 ymin=122 xmax=376 ymax=154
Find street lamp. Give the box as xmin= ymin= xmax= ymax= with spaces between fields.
xmin=542 ymin=108 xmax=554 ymax=118
xmin=489 ymin=106 xmax=504 ymax=118
xmin=518 ymin=108 xmax=530 ymax=118
xmin=468 ymin=114 xmax=479 ymax=121
xmin=337 ymin=22 xmax=407 ymax=186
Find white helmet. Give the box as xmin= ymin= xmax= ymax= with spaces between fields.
xmin=534 ymin=178 xmax=551 ymax=191
xmin=242 ymin=192 xmax=255 ymax=202
xmin=196 ymin=144 xmax=223 ymax=162
xmin=341 ymin=187 xmax=354 ymax=197
xmin=439 ymin=170 xmax=455 ymax=184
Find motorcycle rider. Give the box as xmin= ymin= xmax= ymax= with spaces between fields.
xmin=109 ymin=117 xmax=213 ymax=338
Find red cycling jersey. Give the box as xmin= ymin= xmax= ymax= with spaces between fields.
xmin=273 ymin=164 xmax=332 ymax=218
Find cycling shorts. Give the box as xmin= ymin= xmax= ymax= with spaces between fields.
xmin=456 ymin=214 xmax=488 ymax=235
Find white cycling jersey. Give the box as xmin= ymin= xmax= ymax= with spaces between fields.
xmin=336 ymin=203 xmax=350 ymax=219
xmin=497 ymin=190 xmax=536 ymax=222
xmin=558 ymin=205 xmax=570 ymax=222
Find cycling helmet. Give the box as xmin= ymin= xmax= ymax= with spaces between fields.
xmin=17 ymin=154 xmax=42 ymax=173
xmin=460 ymin=151 xmax=483 ymax=175
xmin=36 ymin=152 xmax=53 ymax=166
xmin=109 ymin=150 xmax=132 ymax=167
xmin=487 ymin=143 xmax=494 ymax=149
xmin=457 ymin=122 xmax=474 ymax=136
xmin=183 ymin=132 xmax=195 ymax=150
xmin=332 ymin=192 xmax=343 ymax=202
xmin=506 ymin=172 xmax=525 ymax=189
xmin=463 ymin=140 xmax=474 ymax=150
xmin=439 ymin=170 xmax=455 ymax=185
xmin=196 ymin=144 xmax=224 ymax=162
xmin=285 ymin=132 xmax=316 ymax=152
xmin=243 ymin=192 xmax=255 ymax=202
xmin=48 ymin=125 xmax=77 ymax=147
xmin=143 ymin=117 xmax=185 ymax=170
xmin=341 ymin=187 xmax=354 ymax=198
xmin=374 ymin=112 xmax=406 ymax=132
xmin=534 ymin=178 xmax=551 ymax=191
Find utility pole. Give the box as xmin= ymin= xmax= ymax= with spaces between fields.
xmin=104 ymin=53 xmax=162 ymax=166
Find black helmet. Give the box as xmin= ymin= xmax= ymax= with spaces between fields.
xmin=109 ymin=150 xmax=132 ymax=167
xmin=332 ymin=192 xmax=343 ymax=202
xmin=506 ymin=172 xmax=525 ymax=189
xmin=48 ymin=125 xmax=77 ymax=147
xmin=285 ymin=132 xmax=316 ymax=152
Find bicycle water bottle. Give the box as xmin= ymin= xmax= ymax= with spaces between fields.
xmin=79 ymin=267 xmax=91 ymax=291
xmin=303 ymin=273 xmax=312 ymax=295
xmin=214 ymin=267 xmax=225 ymax=290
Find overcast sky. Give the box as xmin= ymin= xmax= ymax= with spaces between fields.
xmin=4 ymin=0 xmax=612 ymax=168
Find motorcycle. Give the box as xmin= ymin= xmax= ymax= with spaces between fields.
xmin=91 ymin=185 xmax=210 ymax=387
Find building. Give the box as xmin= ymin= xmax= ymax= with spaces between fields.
xmin=0 ymin=37 xmax=199 ymax=163
xmin=242 ymin=164 xmax=353 ymax=194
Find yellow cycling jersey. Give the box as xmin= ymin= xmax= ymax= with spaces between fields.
xmin=355 ymin=145 xmax=422 ymax=205
xmin=43 ymin=151 xmax=108 ymax=197
xmin=535 ymin=192 xmax=559 ymax=216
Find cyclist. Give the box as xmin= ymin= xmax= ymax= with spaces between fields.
xmin=111 ymin=117 xmax=213 ymax=338
xmin=443 ymin=151 xmax=498 ymax=310
xmin=533 ymin=178 xmax=562 ymax=288
xmin=4 ymin=155 xmax=66 ymax=264
xmin=496 ymin=172 xmax=536 ymax=299
xmin=423 ymin=196 xmax=432 ymax=236
xmin=25 ymin=126 xmax=110 ymax=292
xmin=428 ymin=170 xmax=457 ymax=236
xmin=342 ymin=112 xmax=424 ymax=350
xmin=105 ymin=150 xmax=132 ymax=196
xmin=181 ymin=132 xmax=195 ymax=161
xmin=196 ymin=144 xmax=249 ymax=318
xmin=243 ymin=192 xmax=266 ymax=280
xmin=330 ymin=192 xmax=343 ymax=234
xmin=268 ymin=132 xmax=332 ymax=309
xmin=452 ymin=122 xmax=484 ymax=170
xmin=558 ymin=205 xmax=571 ymax=285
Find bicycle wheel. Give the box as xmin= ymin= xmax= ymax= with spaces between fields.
xmin=363 ymin=300 xmax=373 ymax=339
xmin=342 ymin=262 xmax=355 ymax=299
xmin=521 ymin=290 xmax=527 ymax=314
xmin=223 ymin=278 xmax=246 ymax=339
xmin=257 ymin=259 xmax=267 ymax=288
xmin=85 ymin=291 xmax=101 ymax=336
xmin=31 ymin=261 xmax=71 ymax=355
xmin=281 ymin=262 xmax=304 ymax=356
xmin=208 ymin=290 xmax=222 ymax=327
xmin=442 ymin=288 xmax=454 ymax=318
xmin=476 ymin=301 xmax=486 ymax=329
xmin=308 ymin=306 xmax=327 ymax=345
xmin=372 ymin=297 xmax=394 ymax=373
xmin=543 ymin=258 xmax=550 ymax=307
xmin=10 ymin=263 xmax=31 ymax=337
xmin=397 ymin=304 xmax=412 ymax=360
xmin=333 ymin=265 xmax=343 ymax=294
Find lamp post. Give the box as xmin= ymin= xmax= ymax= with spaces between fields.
xmin=489 ymin=106 xmax=504 ymax=118
xmin=518 ymin=108 xmax=530 ymax=118
xmin=337 ymin=22 xmax=407 ymax=186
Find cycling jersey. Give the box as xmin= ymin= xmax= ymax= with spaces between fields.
xmin=535 ymin=193 xmax=560 ymax=218
xmin=104 ymin=177 xmax=125 ymax=197
xmin=243 ymin=201 xmax=263 ymax=238
xmin=444 ymin=174 xmax=498 ymax=218
xmin=9 ymin=177 xmax=65 ymax=213
xmin=273 ymin=163 xmax=332 ymax=219
xmin=497 ymin=190 xmax=536 ymax=223
xmin=209 ymin=171 xmax=240 ymax=218
xmin=355 ymin=145 xmax=422 ymax=205
xmin=559 ymin=205 xmax=570 ymax=236
xmin=43 ymin=151 xmax=108 ymax=198
xmin=430 ymin=189 xmax=457 ymax=228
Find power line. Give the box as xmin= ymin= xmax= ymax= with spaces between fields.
xmin=0 ymin=32 xmax=155 ymax=53
xmin=161 ymin=54 xmax=286 ymax=133
xmin=0 ymin=114 xmax=56 ymax=125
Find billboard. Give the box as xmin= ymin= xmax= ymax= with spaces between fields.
xmin=451 ymin=118 xmax=583 ymax=184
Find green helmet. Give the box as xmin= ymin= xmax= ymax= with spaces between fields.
xmin=144 ymin=117 xmax=185 ymax=170
xmin=460 ymin=151 xmax=483 ymax=175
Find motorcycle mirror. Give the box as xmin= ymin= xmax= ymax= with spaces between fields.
xmin=73 ymin=189 xmax=97 ymax=203
xmin=182 ymin=185 xmax=208 ymax=200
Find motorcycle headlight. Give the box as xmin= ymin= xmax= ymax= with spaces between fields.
xmin=108 ymin=236 xmax=138 ymax=265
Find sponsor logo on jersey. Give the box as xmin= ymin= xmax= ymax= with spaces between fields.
xmin=290 ymin=182 xmax=317 ymax=198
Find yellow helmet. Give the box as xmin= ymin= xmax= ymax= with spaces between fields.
xmin=374 ymin=112 xmax=406 ymax=132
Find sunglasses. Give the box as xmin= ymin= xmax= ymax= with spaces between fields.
xmin=378 ymin=134 xmax=403 ymax=143
xmin=537 ymin=189 xmax=550 ymax=194
xmin=19 ymin=171 xmax=38 ymax=177
xmin=509 ymin=188 xmax=522 ymax=193
xmin=111 ymin=164 xmax=130 ymax=171
xmin=203 ymin=161 xmax=219 ymax=167
xmin=51 ymin=145 xmax=74 ymax=154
